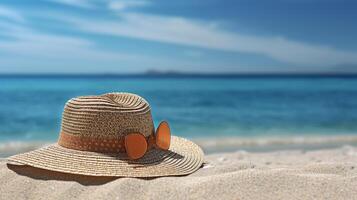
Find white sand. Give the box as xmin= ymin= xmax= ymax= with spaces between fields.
xmin=1 ymin=146 xmax=357 ymax=200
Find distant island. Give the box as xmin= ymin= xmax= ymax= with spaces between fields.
xmin=1 ymin=69 xmax=357 ymax=78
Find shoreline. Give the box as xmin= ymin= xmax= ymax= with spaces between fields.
xmin=2 ymin=134 xmax=357 ymax=157
xmin=195 ymin=134 xmax=357 ymax=153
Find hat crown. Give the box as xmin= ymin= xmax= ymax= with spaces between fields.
xmin=61 ymin=93 xmax=155 ymax=139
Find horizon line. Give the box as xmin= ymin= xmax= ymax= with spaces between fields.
xmin=1 ymin=71 xmax=357 ymax=78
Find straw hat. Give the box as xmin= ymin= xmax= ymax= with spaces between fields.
xmin=7 ymin=92 xmax=204 ymax=177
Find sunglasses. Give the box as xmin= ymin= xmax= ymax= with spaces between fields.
xmin=125 ymin=121 xmax=171 ymax=160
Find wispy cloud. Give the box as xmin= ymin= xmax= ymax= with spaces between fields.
xmin=0 ymin=5 xmax=25 ymax=22
xmin=108 ymin=0 xmax=150 ymax=11
xmin=0 ymin=18 xmax=197 ymax=73
xmin=0 ymin=20 xmax=157 ymax=72
xmin=1 ymin=0 xmax=356 ymax=73
xmin=54 ymin=12 xmax=357 ymax=66
xmin=46 ymin=0 xmax=150 ymax=10
xmin=184 ymin=50 xmax=203 ymax=58
xmin=46 ymin=0 xmax=95 ymax=9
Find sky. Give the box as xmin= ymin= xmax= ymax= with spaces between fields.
xmin=0 ymin=0 xmax=357 ymax=74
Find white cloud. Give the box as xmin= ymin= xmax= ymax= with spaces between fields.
xmin=0 ymin=21 xmax=144 ymax=71
xmin=0 ymin=5 xmax=25 ymax=22
xmin=51 ymin=12 xmax=357 ymax=67
xmin=46 ymin=0 xmax=95 ymax=9
xmin=184 ymin=50 xmax=203 ymax=58
xmin=108 ymin=0 xmax=149 ymax=11
xmin=1 ymin=1 xmax=356 ymax=73
xmin=45 ymin=0 xmax=150 ymax=10
xmin=0 ymin=20 xmax=199 ymax=73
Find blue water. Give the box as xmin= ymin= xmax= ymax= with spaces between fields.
xmin=1 ymin=76 xmax=357 ymax=142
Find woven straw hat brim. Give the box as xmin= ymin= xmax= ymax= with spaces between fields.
xmin=7 ymin=136 xmax=204 ymax=177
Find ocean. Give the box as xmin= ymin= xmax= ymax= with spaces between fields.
xmin=1 ymin=75 xmax=357 ymax=154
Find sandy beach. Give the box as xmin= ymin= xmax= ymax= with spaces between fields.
xmin=1 ymin=146 xmax=357 ymax=200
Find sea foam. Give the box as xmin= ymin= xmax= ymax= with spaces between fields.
xmin=2 ymin=135 xmax=357 ymax=157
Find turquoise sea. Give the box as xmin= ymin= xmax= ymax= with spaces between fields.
xmin=1 ymin=75 xmax=357 ymax=154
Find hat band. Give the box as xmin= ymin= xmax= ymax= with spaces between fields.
xmin=58 ymin=131 xmax=155 ymax=153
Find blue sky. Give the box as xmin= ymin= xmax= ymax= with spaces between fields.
xmin=0 ymin=0 xmax=357 ymax=73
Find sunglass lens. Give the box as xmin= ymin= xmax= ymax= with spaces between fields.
xmin=155 ymin=121 xmax=171 ymax=150
xmin=125 ymin=133 xmax=147 ymax=160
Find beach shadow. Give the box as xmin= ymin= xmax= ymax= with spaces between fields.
xmin=126 ymin=149 xmax=184 ymax=166
xmin=7 ymin=164 xmax=118 ymax=185
xmin=6 ymin=149 xmax=187 ymax=184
